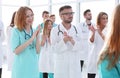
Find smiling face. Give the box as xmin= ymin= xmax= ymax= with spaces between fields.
xmin=97 ymin=12 xmax=108 ymax=29
xmin=100 ymin=14 xmax=108 ymax=27
xmin=47 ymin=21 xmax=52 ymax=30
xmin=15 ymin=7 xmax=34 ymax=31
xmin=25 ymin=9 xmax=34 ymax=26
xmin=43 ymin=19 xmax=53 ymax=36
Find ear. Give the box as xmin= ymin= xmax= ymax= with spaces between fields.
xmin=84 ymin=15 xmax=86 ymax=18
xmin=59 ymin=13 xmax=63 ymax=19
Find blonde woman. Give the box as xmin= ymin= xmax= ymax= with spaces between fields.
xmin=39 ymin=19 xmax=54 ymax=78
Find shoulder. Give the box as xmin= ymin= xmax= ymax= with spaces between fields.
xmin=12 ymin=27 xmax=22 ymax=34
xmin=98 ymin=59 xmax=110 ymax=77
xmin=71 ymin=24 xmax=77 ymax=29
xmin=51 ymin=25 xmax=59 ymax=32
xmin=40 ymin=23 xmax=44 ymax=27
xmin=32 ymin=27 xmax=36 ymax=31
xmin=6 ymin=26 xmax=13 ymax=32
xmin=77 ymin=22 xmax=86 ymax=29
xmin=99 ymin=58 xmax=120 ymax=78
xmin=51 ymin=25 xmax=61 ymax=37
xmin=12 ymin=27 xmax=19 ymax=31
xmin=7 ymin=26 xmax=13 ymax=29
xmin=77 ymin=22 xmax=85 ymax=26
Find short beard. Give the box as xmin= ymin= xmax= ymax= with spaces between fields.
xmin=87 ymin=18 xmax=92 ymax=20
xmin=65 ymin=20 xmax=72 ymax=23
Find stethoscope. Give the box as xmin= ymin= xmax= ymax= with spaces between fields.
xmin=57 ymin=24 xmax=78 ymax=36
xmin=57 ymin=25 xmax=63 ymax=36
xmin=23 ymin=28 xmax=34 ymax=49
xmin=23 ymin=28 xmax=33 ymax=40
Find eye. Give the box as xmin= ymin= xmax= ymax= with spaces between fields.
xmin=61 ymin=12 xmax=75 ymax=15
xmin=26 ymin=14 xmax=34 ymax=18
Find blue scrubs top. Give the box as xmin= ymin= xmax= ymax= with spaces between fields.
xmin=11 ymin=28 xmax=39 ymax=78
xmin=98 ymin=57 xmax=120 ymax=78
xmin=52 ymin=23 xmax=57 ymax=27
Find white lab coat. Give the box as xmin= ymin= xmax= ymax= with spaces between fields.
xmin=39 ymin=34 xmax=54 ymax=73
xmin=6 ymin=26 xmax=14 ymax=71
xmin=87 ymin=27 xmax=107 ymax=73
xmin=0 ymin=20 xmax=5 ymax=68
xmin=76 ymin=22 xmax=95 ymax=61
xmin=50 ymin=23 xmax=82 ymax=78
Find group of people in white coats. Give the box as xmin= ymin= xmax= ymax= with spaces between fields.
xmin=39 ymin=5 xmax=82 ymax=78
xmin=4 ymin=4 xmax=109 ymax=78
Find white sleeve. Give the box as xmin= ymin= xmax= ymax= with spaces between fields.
xmin=0 ymin=20 xmax=5 ymax=42
xmin=50 ymin=27 xmax=68 ymax=54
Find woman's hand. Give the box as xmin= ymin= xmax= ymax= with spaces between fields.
xmin=89 ymin=26 xmax=96 ymax=33
xmin=89 ymin=26 xmax=96 ymax=43
xmin=31 ymin=26 xmax=41 ymax=40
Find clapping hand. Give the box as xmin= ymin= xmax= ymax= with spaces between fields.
xmin=63 ymin=31 xmax=75 ymax=45
xmin=32 ymin=25 xmax=41 ymax=39
xmin=89 ymin=26 xmax=96 ymax=33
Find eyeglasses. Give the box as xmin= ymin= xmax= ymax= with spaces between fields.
xmin=61 ymin=12 xmax=75 ymax=16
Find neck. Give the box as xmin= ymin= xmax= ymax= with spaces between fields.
xmin=86 ymin=20 xmax=91 ymax=25
xmin=62 ymin=22 xmax=71 ymax=30
xmin=98 ymin=25 xmax=105 ymax=31
xmin=25 ymin=25 xmax=31 ymax=33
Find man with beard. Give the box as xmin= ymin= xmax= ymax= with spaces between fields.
xmin=76 ymin=9 xmax=95 ymax=77
xmin=50 ymin=5 xmax=82 ymax=78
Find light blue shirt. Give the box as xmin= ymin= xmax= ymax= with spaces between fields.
xmin=11 ymin=28 xmax=39 ymax=78
xmin=52 ymin=23 xmax=57 ymax=27
xmin=98 ymin=57 xmax=120 ymax=78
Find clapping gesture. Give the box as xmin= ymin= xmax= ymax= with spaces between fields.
xmin=63 ymin=31 xmax=75 ymax=45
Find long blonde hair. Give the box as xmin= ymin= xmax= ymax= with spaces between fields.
xmin=43 ymin=19 xmax=53 ymax=38
xmin=98 ymin=4 xmax=120 ymax=69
